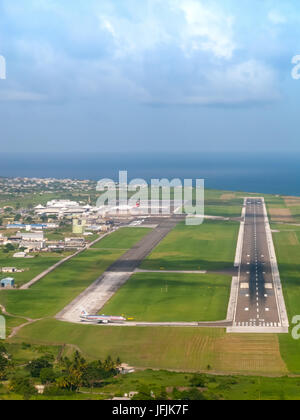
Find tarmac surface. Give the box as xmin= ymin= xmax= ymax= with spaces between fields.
xmin=228 ymin=198 xmax=288 ymax=333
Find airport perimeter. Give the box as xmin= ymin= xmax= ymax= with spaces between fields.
xmin=55 ymin=198 xmax=289 ymax=334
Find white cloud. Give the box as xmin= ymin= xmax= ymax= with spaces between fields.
xmin=174 ymin=0 xmax=236 ymax=59
xmin=97 ymin=0 xmax=236 ymax=59
xmin=0 ymin=0 xmax=283 ymax=106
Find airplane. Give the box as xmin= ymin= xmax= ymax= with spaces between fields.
xmin=111 ymin=199 xmax=141 ymax=212
xmin=80 ymin=309 xmax=126 ymax=324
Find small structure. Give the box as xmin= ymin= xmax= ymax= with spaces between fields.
xmin=13 ymin=252 xmax=27 ymax=258
xmin=0 ymin=277 xmax=15 ymax=289
xmin=73 ymin=218 xmax=86 ymax=234
xmin=118 ymin=363 xmax=135 ymax=374
xmin=1 ymin=267 xmax=17 ymax=273
xmin=35 ymin=385 xmax=45 ymax=395
xmin=19 ymin=231 xmax=44 ymax=242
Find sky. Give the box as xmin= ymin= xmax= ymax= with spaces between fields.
xmin=0 ymin=0 xmax=300 ymax=154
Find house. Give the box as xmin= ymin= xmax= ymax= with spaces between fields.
xmin=20 ymin=241 xmax=45 ymax=252
xmin=0 ymin=277 xmax=15 ymax=288
xmin=118 ymin=363 xmax=135 ymax=374
xmin=1 ymin=267 xmax=17 ymax=273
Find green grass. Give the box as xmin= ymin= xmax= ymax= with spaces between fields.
xmin=269 ymin=223 xmax=300 ymax=373
xmin=12 ymin=319 xmax=286 ymax=375
xmin=0 ymin=249 xmax=124 ymax=319
xmin=82 ymin=369 xmax=300 ymax=400
xmin=0 ymin=251 xmax=72 ymax=288
xmin=3 ymin=365 xmax=300 ymax=400
xmin=205 ymin=190 xmax=243 ymax=217
xmin=101 ymin=272 xmax=230 ymax=322
xmin=0 ymin=229 xmax=152 ymax=320
xmin=91 ymin=227 xmax=151 ymax=249
xmin=141 ymin=220 xmax=239 ymax=272
xmin=0 ymin=309 xmax=25 ymax=338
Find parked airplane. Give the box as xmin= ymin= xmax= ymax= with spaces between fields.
xmin=111 ymin=200 xmax=141 ymax=212
xmin=80 ymin=309 xmax=126 ymax=324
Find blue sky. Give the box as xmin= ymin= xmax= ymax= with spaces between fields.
xmin=0 ymin=0 xmax=300 ymax=154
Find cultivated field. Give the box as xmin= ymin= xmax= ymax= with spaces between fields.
xmin=13 ymin=320 xmax=287 ymax=375
xmin=204 ymin=189 xmax=243 ymax=217
xmin=271 ymin=223 xmax=300 ymax=373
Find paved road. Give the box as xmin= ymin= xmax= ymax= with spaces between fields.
xmin=232 ymin=198 xmax=282 ymax=329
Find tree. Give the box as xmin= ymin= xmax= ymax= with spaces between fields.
xmin=132 ymin=384 xmax=154 ymax=400
xmin=189 ymin=374 xmax=206 ymax=388
xmin=58 ymin=351 xmax=87 ymax=391
xmin=9 ymin=377 xmax=37 ymax=399
xmin=3 ymin=243 xmax=15 ymax=253
xmin=0 ymin=353 xmax=8 ymax=379
xmin=82 ymin=359 xmax=117 ymax=388
xmin=26 ymin=357 xmax=52 ymax=378
xmin=40 ymin=368 xmax=56 ymax=385
xmin=14 ymin=214 xmax=22 ymax=222
xmin=181 ymin=388 xmax=206 ymax=400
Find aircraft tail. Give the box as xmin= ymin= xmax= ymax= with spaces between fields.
xmin=80 ymin=308 xmax=88 ymax=316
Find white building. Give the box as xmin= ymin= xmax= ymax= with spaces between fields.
xmin=34 ymin=200 xmax=95 ymax=217
xmin=19 ymin=232 xmax=44 ymax=242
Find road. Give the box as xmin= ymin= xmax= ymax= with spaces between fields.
xmin=228 ymin=198 xmax=289 ymax=333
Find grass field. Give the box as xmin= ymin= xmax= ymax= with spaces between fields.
xmin=91 ymin=227 xmax=152 ymax=249
xmin=0 ymin=309 xmax=25 ymax=338
xmin=101 ymin=272 xmax=230 ymax=322
xmin=269 ymin=223 xmax=300 ymax=373
xmin=204 ymin=189 xmax=243 ymax=217
xmin=0 ymin=228 xmax=151 ymax=319
xmin=0 ymin=251 xmax=72 ymax=288
xmin=140 ymin=220 xmax=239 ymax=272
xmin=12 ymin=319 xmax=287 ymax=375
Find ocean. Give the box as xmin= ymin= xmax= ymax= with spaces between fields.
xmin=1 ymin=152 xmax=300 ymax=196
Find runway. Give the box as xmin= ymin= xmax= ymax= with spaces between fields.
xmin=56 ymin=216 xmax=184 ymax=323
xmin=227 ymin=198 xmax=289 ymax=333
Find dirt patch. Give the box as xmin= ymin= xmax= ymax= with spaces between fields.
xmin=214 ymin=334 xmax=287 ymax=375
xmin=287 ymin=232 xmax=299 ymax=245
xmin=284 ymin=197 xmax=300 ymax=207
xmin=269 ymin=208 xmax=294 ymax=223
xmin=220 ymin=194 xmax=236 ymax=200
